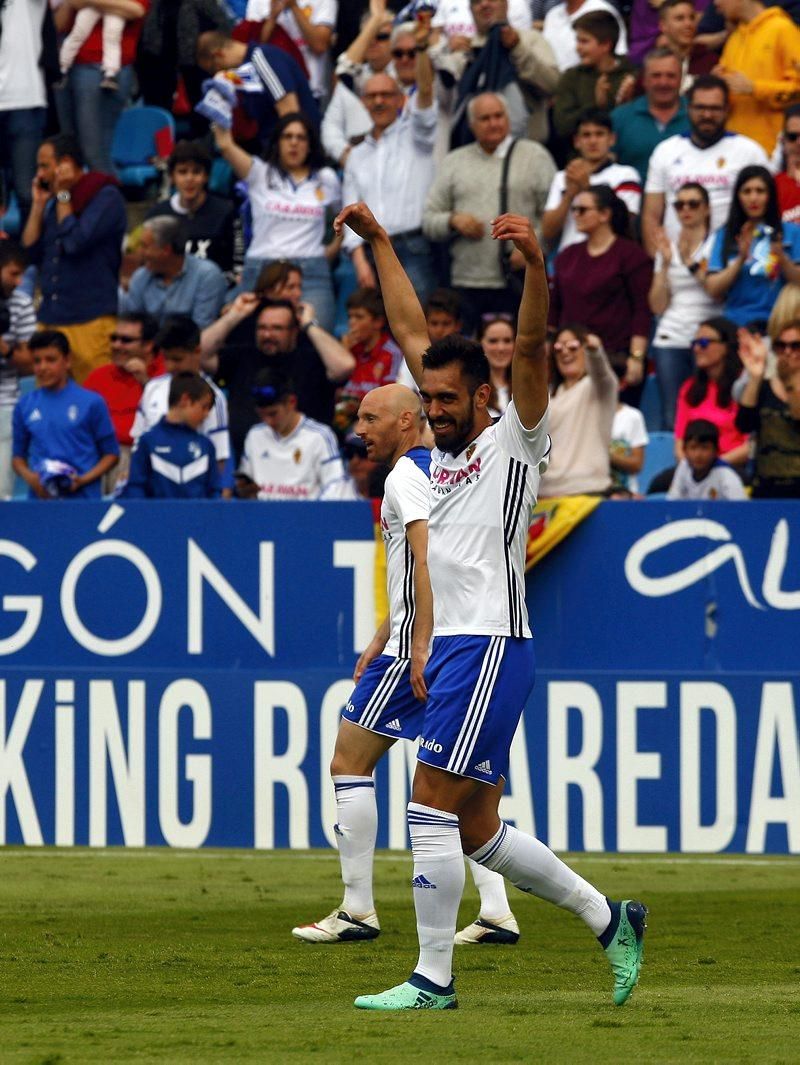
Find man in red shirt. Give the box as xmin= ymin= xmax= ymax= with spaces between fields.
xmin=84 ymin=312 xmax=163 ymax=492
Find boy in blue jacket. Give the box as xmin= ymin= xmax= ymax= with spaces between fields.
xmin=123 ymin=372 xmax=220 ymax=498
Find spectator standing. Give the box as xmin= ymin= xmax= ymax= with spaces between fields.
xmin=121 ymin=217 xmax=228 ymax=329
xmin=52 ymin=0 xmax=148 ymax=175
xmin=145 ymin=140 xmax=239 ymax=280
xmin=674 ymin=316 xmax=749 ymax=468
xmin=642 ymin=75 xmax=769 ymax=256
xmin=83 ymin=312 xmax=163 ymax=492
xmin=539 ymin=328 xmax=618 ymax=496
xmin=552 ymin=12 xmax=636 ymax=141
xmin=237 ymin=365 xmax=349 ymax=500
xmin=124 ymin=372 xmax=220 ymax=499
xmin=667 ymin=418 xmax=747 ymax=499
xmin=245 ymin=0 xmax=337 ymax=105
xmin=542 ymin=108 xmax=641 ymax=253
xmin=549 ymin=186 xmax=653 ymax=393
xmin=0 ymin=241 xmax=36 ymax=499
xmin=342 ymin=59 xmax=438 ymax=302
xmin=12 ymin=330 xmax=119 ymax=499
xmin=736 ymin=321 xmax=800 ymax=497
xmin=0 ymin=0 xmax=49 ymax=224
xmin=648 ymin=182 xmax=721 ymax=429
xmin=542 ymin=0 xmax=627 ymax=73
xmin=657 ymin=0 xmax=717 ymax=94
xmin=213 ymin=113 xmax=340 ymax=330
xmin=611 ymin=48 xmax=689 ymax=185
xmin=479 ymin=314 xmax=514 ymax=413
xmin=704 ymin=166 xmax=800 ymax=327
xmin=776 ymin=105 xmax=800 ymax=227
xmin=22 ymin=134 xmax=127 ymax=383
xmin=713 ymin=0 xmax=800 ymax=154
xmin=423 ymin=93 xmax=556 ymax=324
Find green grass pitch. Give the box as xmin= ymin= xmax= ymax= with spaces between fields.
xmin=1 ymin=848 xmax=798 ymax=1064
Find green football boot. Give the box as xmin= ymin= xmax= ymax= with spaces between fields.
xmin=602 ymin=899 xmax=647 ymax=1006
xmin=354 ymin=979 xmax=457 ymax=1011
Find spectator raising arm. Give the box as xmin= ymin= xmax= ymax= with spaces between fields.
xmin=297 ymin=300 xmax=356 ymax=382
xmin=285 ymin=0 xmax=333 ymax=56
xmin=200 ymin=292 xmax=261 ymax=373
xmin=211 ymin=124 xmax=254 ymax=181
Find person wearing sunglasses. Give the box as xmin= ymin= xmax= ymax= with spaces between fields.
xmin=775 ymin=105 xmax=800 ymax=227
xmin=736 ymin=320 xmax=800 ymax=497
xmin=673 ymin=316 xmax=750 ymax=470
xmin=648 ymin=181 xmax=720 ymax=430
xmin=539 ymin=326 xmax=618 ymax=497
xmin=704 ymin=165 xmax=800 ymax=328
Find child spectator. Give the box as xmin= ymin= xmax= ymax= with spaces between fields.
xmin=610 ymin=401 xmax=649 ymax=494
xmin=123 ymin=372 xmax=220 ymax=499
xmin=552 ymin=12 xmax=636 ymax=140
xmin=336 ymin=288 xmax=402 ymax=432
xmin=667 ymin=418 xmax=747 ymax=499
xmin=0 ymin=239 xmax=36 ymax=500
xmin=12 ymin=331 xmax=119 ymax=499
xmin=59 ymin=8 xmax=124 ymax=92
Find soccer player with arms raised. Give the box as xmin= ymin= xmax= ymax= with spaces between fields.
xmin=334 ymin=202 xmax=647 ymax=1012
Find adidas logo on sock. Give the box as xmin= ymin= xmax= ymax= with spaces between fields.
xmin=333 ymin=823 xmax=343 ymax=837
xmin=412 ymin=874 xmax=437 ymax=890
xmin=474 ymin=759 xmax=492 ymax=775
xmin=386 ymin=719 xmax=402 ymax=731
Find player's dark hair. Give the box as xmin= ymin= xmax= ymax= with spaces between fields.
xmin=573 ymin=10 xmax=619 ymax=48
xmin=422 ymin=335 xmax=490 ymax=394
xmin=575 ymin=107 xmax=613 ymax=134
xmin=686 ymin=317 xmax=740 ymax=409
xmin=168 ymin=139 xmax=212 ymax=175
xmin=168 ymin=371 xmax=212 ymax=407
xmin=266 ymin=112 xmax=332 ymax=174
xmin=155 ymin=315 xmax=201 ymax=352
xmin=117 ymin=312 xmax=160 ymax=344
xmin=346 ymin=287 xmax=386 ymax=321
xmin=687 ymin=74 xmax=729 ymax=106
xmin=586 ymin=184 xmax=629 ymax=237
xmin=0 ymin=239 xmax=27 ymax=270
xmin=722 ymin=166 xmax=781 ymax=263
xmin=683 ymin=418 xmax=719 ymax=448
xmin=44 ymin=133 xmax=84 ymax=168
xmin=30 ymin=330 xmax=70 ymax=356
xmin=425 ymin=287 xmax=462 ymax=322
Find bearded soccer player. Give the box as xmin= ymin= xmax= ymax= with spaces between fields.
xmin=292 ymin=383 xmax=522 ymax=946
xmin=334 ymin=202 xmax=647 ymax=1012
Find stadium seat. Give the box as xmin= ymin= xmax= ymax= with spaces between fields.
xmin=111 ymin=106 xmax=176 ymax=192
xmin=640 ymin=372 xmax=663 ymax=432
xmin=641 ymin=430 xmax=676 ymax=494
xmin=1 ymin=190 xmax=21 ymax=236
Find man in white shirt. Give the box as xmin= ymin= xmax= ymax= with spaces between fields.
xmin=542 ymin=0 xmax=627 ymax=72
xmin=542 ymin=107 xmax=641 ymax=252
xmin=236 ymin=365 xmax=348 ymax=500
xmin=342 ymin=42 xmax=438 ymax=304
xmin=245 ymin=0 xmax=337 ymax=103
xmin=336 ymin=201 xmax=646 ymax=1013
xmin=642 ymin=74 xmax=769 ymax=256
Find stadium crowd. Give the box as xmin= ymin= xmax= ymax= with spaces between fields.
xmin=2 ymin=0 xmax=800 ymax=502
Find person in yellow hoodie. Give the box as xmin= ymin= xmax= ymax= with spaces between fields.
xmin=713 ymin=0 xmax=800 ymax=153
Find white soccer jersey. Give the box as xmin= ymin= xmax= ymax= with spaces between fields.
xmin=131 ymin=373 xmax=231 ymax=462
xmin=427 ymin=401 xmax=550 ymax=638
xmin=645 ymin=131 xmax=770 ymax=241
xmin=247 ymin=0 xmax=337 ymax=98
xmin=431 ymin=0 xmax=532 ymax=37
xmin=238 ymin=414 xmax=347 ymax=500
xmin=545 ymin=163 xmax=641 ymax=251
xmin=381 ymin=450 xmax=432 ymax=659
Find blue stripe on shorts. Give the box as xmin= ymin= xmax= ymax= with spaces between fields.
xmin=341 ymin=654 xmax=425 ymax=741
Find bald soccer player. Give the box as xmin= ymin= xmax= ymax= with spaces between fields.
xmin=292 ymin=384 xmax=521 ymax=946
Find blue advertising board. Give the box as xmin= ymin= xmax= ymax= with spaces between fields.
xmin=0 ymin=500 xmax=797 ymax=853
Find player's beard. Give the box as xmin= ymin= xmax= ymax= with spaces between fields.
xmin=429 ymin=405 xmax=475 ymax=455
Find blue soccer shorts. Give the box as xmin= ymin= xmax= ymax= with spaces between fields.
xmin=341 ymin=654 xmax=424 ymax=741
xmin=417 ymin=635 xmax=536 ymax=785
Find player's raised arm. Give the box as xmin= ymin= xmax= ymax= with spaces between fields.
xmin=491 ymin=214 xmax=549 ymax=430
xmin=334 ymin=203 xmax=430 ymax=387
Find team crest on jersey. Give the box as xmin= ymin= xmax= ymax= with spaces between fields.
xmin=188 ymin=441 xmax=202 ymax=459
xmin=293 ymin=448 xmax=302 ymax=464
xmin=717 ymin=156 xmax=726 ymax=168
xmin=466 ymin=442 xmax=477 ymax=461
xmin=68 ymin=405 xmax=79 ymax=422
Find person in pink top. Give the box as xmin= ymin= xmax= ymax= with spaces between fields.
xmin=673 ymin=315 xmax=749 ymax=470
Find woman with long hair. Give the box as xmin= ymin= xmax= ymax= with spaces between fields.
xmin=539 ymin=325 xmax=618 ymax=497
xmin=549 ymin=184 xmax=653 ymax=400
xmin=213 ymin=112 xmax=341 ymax=331
xmin=648 ymin=181 xmax=721 ymax=429
xmin=704 ymin=165 xmax=800 ymax=327
xmin=673 ymin=316 xmax=749 ymax=468
xmin=477 ymin=314 xmax=514 ymax=413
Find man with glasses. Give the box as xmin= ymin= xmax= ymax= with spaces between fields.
xmin=642 ymin=74 xmax=769 ymax=257
xmin=777 ymin=106 xmax=800 ymax=226
xmin=84 ymin=313 xmax=162 ymax=493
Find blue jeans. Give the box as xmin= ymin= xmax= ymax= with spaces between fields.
xmin=54 ymin=64 xmax=135 ymax=175
xmin=0 ymin=107 xmax=47 ymax=221
xmin=242 ymin=255 xmax=336 ymax=334
xmin=651 ymin=345 xmax=693 ymax=431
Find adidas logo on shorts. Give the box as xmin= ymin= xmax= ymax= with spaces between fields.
xmin=474 ymin=759 xmax=492 ymax=775
xmin=386 ymin=719 xmax=402 ymax=731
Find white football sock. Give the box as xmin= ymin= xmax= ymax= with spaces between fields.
xmin=467 ymin=857 xmax=513 ymax=920
xmin=407 ymin=802 xmax=464 ymax=989
xmin=471 ymin=822 xmax=611 ymax=936
xmin=332 ymin=775 xmax=377 ymax=916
